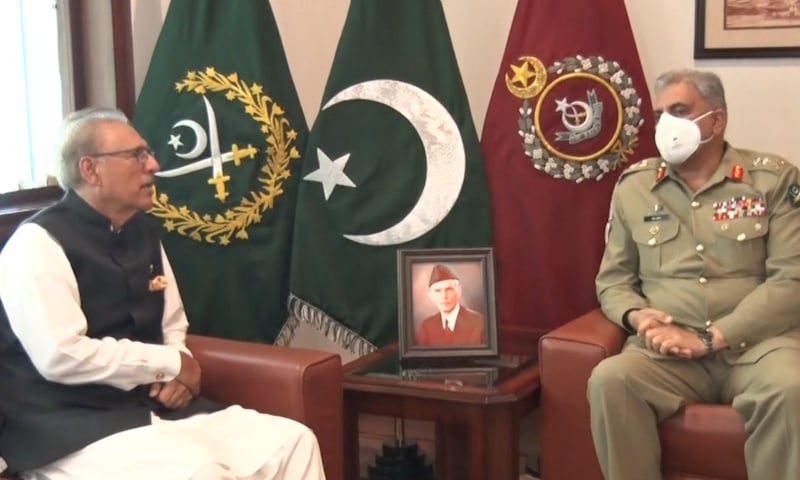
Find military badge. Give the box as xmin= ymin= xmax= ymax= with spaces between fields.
xmin=787 ymin=184 xmax=800 ymax=208
xmin=713 ymin=196 xmax=767 ymax=220
xmin=730 ymin=165 xmax=744 ymax=181
xmin=505 ymin=55 xmax=646 ymax=182
xmin=656 ymin=166 xmax=667 ymax=182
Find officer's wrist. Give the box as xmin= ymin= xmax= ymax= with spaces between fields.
xmin=696 ymin=324 xmax=714 ymax=357
xmin=709 ymin=325 xmax=728 ymax=350
xmin=621 ymin=308 xmax=641 ymax=334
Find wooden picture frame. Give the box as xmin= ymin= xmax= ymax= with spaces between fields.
xmin=397 ymin=247 xmax=498 ymax=362
xmin=695 ymin=0 xmax=800 ymax=58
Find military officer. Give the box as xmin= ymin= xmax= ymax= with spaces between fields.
xmin=588 ymin=69 xmax=800 ymax=479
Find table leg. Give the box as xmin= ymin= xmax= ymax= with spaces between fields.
xmin=485 ymin=405 xmax=518 ymax=479
xmin=344 ymin=392 xmax=361 ymax=480
xmin=437 ymin=406 xmax=520 ymax=480
xmin=434 ymin=422 xmax=462 ymax=480
xmin=468 ymin=413 xmax=488 ymax=480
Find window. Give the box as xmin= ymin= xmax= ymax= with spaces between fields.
xmin=1 ymin=0 xmax=69 ymax=193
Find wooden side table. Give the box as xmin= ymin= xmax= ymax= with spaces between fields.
xmin=343 ymin=345 xmax=540 ymax=480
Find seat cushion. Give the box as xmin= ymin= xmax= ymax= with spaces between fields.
xmin=659 ymin=404 xmax=747 ymax=480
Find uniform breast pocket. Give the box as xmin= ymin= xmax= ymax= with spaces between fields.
xmin=630 ymin=221 xmax=680 ymax=274
xmin=712 ymin=217 xmax=769 ymax=273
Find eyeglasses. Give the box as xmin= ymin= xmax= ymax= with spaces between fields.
xmin=88 ymin=146 xmax=155 ymax=163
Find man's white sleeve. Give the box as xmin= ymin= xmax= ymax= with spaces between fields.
xmin=160 ymin=244 xmax=191 ymax=353
xmin=0 ymin=223 xmax=182 ymax=391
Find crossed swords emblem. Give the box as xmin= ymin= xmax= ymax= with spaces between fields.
xmin=156 ymin=95 xmax=258 ymax=202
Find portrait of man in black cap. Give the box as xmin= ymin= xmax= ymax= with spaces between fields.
xmin=415 ymin=263 xmax=486 ymax=346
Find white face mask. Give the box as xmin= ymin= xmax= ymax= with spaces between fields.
xmin=654 ymin=111 xmax=715 ymax=165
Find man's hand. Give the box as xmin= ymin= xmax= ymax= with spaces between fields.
xmin=149 ymin=380 xmax=194 ymax=410
xmin=644 ymin=324 xmax=707 ymax=358
xmin=175 ymin=351 xmax=201 ymax=397
xmin=628 ymin=308 xmax=673 ymax=335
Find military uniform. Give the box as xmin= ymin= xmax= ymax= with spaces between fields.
xmin=589 ymin=144 xmax=800 ymax=479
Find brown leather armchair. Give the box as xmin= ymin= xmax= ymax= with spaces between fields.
xmin=539 ymin=309 xmax=747 ymax=480
xmin=0 ymin=335 xmax=344 ymax=480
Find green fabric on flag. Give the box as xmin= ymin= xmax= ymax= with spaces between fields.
xmin=286 ymin=0 xmax=492 ymax=354
xmin=133 ymin=0 xmax=307 ymax=342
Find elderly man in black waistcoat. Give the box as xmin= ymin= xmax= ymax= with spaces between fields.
xmin=0 ymin=107 xmax=326 ymax=480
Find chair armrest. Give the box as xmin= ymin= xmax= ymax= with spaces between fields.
xmin=538 ymin=309 xmax=627 ymax=480
xmin=186 ymin=334 xmax=344 ymax=480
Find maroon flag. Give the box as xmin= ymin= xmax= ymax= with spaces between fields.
xmin=481 ymin=0 xmax=657 ymax=344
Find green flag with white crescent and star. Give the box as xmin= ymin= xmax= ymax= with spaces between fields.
xmin=133 ymin=0 xmax=307 ymax=342
xmin=284 ymin=0 xmax=492 ymax=354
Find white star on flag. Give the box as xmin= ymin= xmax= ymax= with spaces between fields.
xmin=167 ymin=134 xmax=183 ymax=150
xmin=303 ymin=148 xmax=356 ymax=200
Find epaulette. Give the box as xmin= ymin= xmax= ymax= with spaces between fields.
xmin=618 ymin=157 xmax=659 ymax=181
xmin=748 ymin=154 xmax=789 ymax=174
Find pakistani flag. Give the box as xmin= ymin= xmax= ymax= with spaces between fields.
xmin=133 ymin=0 xmax=307 ymax=342
xmin=285 ymin=0 xmax=492 ymax=354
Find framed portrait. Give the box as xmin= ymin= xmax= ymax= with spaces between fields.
xmin=396 ymin=247 xmax=498 ymax=362
xmin=695 ymin=0 xmax=800 ymax=58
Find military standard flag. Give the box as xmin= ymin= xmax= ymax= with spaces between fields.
xmin=133 ymin=0 xmax=307 ymax=342
xmin=285 ymin=0 xmax=492 ymax=354
xmin=481 ymin=0 xmax=658 ymax=341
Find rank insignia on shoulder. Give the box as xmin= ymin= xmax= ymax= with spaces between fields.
xmin=618 ymin=159 xmax=657 ymax=183
xmin=752 ymin=156 xmax=787 ymax=172
xmin=787 ymin=184 xmax=800 ymax=208
xmin=625 ymin=158 xmax=657 ymax=171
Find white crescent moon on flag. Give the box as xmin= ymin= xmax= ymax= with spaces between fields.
xmin=171 ymin=119 xmax=208 ymax=159
xmin=323 ymin=79 xmax=465 ymax=246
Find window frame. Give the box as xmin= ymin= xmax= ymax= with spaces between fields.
xmin=0 ymin=0 xmax=135 ymax=238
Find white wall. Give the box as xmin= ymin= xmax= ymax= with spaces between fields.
xmin=130 ymin=0 xmax=800 ymax=162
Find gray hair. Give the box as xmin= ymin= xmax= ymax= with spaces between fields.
xmin=55 ymin=107 xmax=130 ymax=189
xmin=653 ymin=69 xmax=727 ymax=112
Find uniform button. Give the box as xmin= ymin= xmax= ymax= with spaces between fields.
xmin=155 ymin=372 xmax=165 ymax=381
xmin=737 ymin=233 xmax=747 ymax=241
xmin=698 ymin=277 xmax=708 ymax=284
xmin=721 ymin=223 xmax=730 ymax=231
xmin=739 ymin=342 xmax=747 ymax=348
xmin=691 ymin=201 xmax=701 ymax=208
xmin=696 ymin=244 xmax=705 ymax=252
xmin=647 ymin=238 xmax=656 ymax=246
xmin=649 ymin=225 xmax=660 ymax=235
xmin=754 ymin=223 xmax=762 ymax=231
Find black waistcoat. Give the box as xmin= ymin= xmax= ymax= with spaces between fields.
xmin=0 ymin=191 xmax=192 ymax=473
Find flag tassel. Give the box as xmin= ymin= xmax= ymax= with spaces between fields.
xmin=281 ymin=293 xmax=377 ymax=356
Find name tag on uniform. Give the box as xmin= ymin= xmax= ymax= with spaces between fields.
xmin=643 ymin=214 xmax=670 ymax=222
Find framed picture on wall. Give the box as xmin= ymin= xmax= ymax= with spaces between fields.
xmin=396 ymin=248 xmax=498 ymax=362
xmin=695 ymin=0 xmax=800 ymax=58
